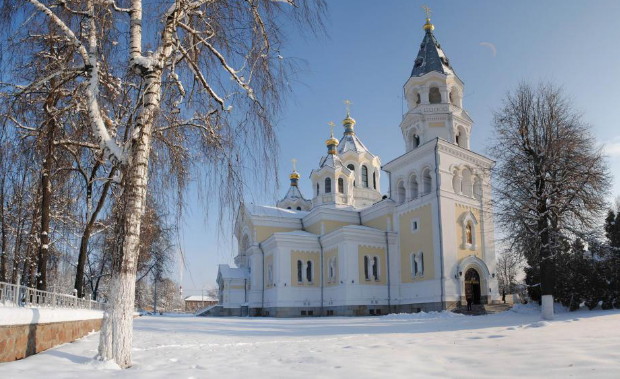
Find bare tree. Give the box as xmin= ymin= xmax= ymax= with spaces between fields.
xmin=490 ymin=82 xmax=610 ymax=320
xmin=2 ymin=0 xmax=324 ymax=367
xmin=496 ymin=251 xmax=520 ymax=303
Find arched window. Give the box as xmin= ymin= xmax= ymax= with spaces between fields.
xmin=412 ymin=134 xmax=420 ymax=148
xmin=473 ymin=177 xmax=483 ymax=200
xmin=455 ymin=131 xmax=461 ymax=146
xmin=416 ymin=93 xmax=421 ymax=105
xmin=411 ymin=253 xmax=418 ymax=276
xmin=397 ymin=181 xmax=406 ymax=204
xmin=306 ymin=260 xmax=313 ymax=282
xmin=267 ymin=264 xmax=273 ymax=286
xmin=373 ymin=172 xmax=377 ymax=189
xmin=347 ymin=164 xmax=355 ymax=171
xmin=364 ymin=256 xmax=370 ymax=280
xmin=316 ymin=183 xmax=319 ymax=196
xmin=338 ymin=178 xmax=344 ymax=193
xmin=409 ymin=175 xmax=418 ymax=199
xmin=429 ymin=87 xmax=441 ymax=104
xmin=417 ymin=252 xmax=424 ymax=276
xmin=296 ymin=206 xmax=302 ymax=210
xmin=325 ymin=177 xmax=332 ymax=193
xmin=466 ymin=222 xmax=473 ymax=245
xmin=423 ymin=169 xmax=432 ymax=195
xmin=452 ymin=169 xmax=462 ymax=194
xmin=287 ymin=207 xmax=291 ymax=209
xmin=329 ymin=257 xmax=337 ymax=281
xmin=372 ymin=257 xmax=379 ymax=280
xmin=297 ymin=260 xmax=303 ymax=283
xmin=361 ymin=166 xmax=368 ymax=188
xmin=461 ymin=168 xmax=472 ymax=197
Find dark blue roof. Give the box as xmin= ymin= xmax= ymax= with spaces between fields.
xmin=410 ymin=29 xmax=455 ymax=77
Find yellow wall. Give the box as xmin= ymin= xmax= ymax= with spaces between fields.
xmin=455 ymin=205 xmax=483 ymax=261
xmin=229 ymin=285 xmax=245 ymax=290
xmin=290 ymin=250 xmax=320 ymax=287
xmin=255 ymin=225 xmax=298 ymax=243
xmin=363 ymin=215 xmax=389 ymax=231
xmin=264 ymin=254 xmax=274 ymax=288
xmin=305 ymin=220 xmax=351 ymax=235
xmin=323 ymin=248 xmax=339 ymax=286
xmin=357 ymin=245 xmax=387 ymax=285
xmin=399 ymin=205 xmax=435 ymax=283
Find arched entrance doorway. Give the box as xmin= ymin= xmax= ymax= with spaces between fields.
xmin=464 ymin=268 xmax=481 ymax=304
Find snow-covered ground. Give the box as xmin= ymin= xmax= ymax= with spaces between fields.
xmin=1 ymin=305 xmax=619 ymax=378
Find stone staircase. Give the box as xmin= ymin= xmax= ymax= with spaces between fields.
xmin=452 ymin=303 xmax=513 ymax=316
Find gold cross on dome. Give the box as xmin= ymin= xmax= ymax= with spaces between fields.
xmin=328 ymin=121 xmax=335 ymax=137
xmin=291 ymin=158 xmax=297 ymax=171
xmin=344 ymin=99 xmax=352 ymax=114
xmin=422 ymin=5 xmax=432 ymax=19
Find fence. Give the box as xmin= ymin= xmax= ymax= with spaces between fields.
xmin=0 ymin=281 xmax=106 ymax=311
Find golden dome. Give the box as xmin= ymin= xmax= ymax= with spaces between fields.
xmin=290 ymin=171 xmax=300 ymax=180
xmin=325 ymin=136 xmax=339 ymax=146
xmin=423 ymin=17 xmax=434 ymax=31
xmin=342 ymin=113 xmax=356 ymax=126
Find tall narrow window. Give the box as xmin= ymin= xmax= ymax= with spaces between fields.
xmin=316 ymin=183 xmax=319 ymax=196
xmin=338 ymin=178 xmax=344 ymax=193
xmin=267 ymin=264 xmax=273 ymax=286
xmin=364 ymin=256 xmax=370 ymax=280
xmin=413 ymin=134 xmax=420 ymax=148
xmin=429 ymin=87 xmax=441 ymax=104
xmin=411 ymin=253 xmax=418 ymax=276
xmin=397 ymin=181 xmax=406 ymax=204
xmin=418 ymin=252 xmax=424 ymax=276
xmin=423 ymin=169 xmax=432 ymax=194
xmin=361 ymin=166 xmax=368 ymax=188
xmin=306 ymin=260 xmax=313 ymax=282
xmin=325 ymin=177 xmax=332 ymax=193
xmin=373 ymin=172 xmax=377 ymax=189
xmin=297 ymin=260 xmax=303 ymax=283
xmin=372 ymin=257 xmax=379 ymax=280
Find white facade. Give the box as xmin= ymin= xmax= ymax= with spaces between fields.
xmin=216 ymin=17 xmax=499 ymax=317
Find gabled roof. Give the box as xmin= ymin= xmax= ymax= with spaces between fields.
xmin=280 ymin=184 xmax=307 ymax=202
xmin=217 ymin=264 xmax=249 ymax=280
xmin=410 ymin=28 xmax=455 ymax=78
xmin=318 ymin=152 xmax=345 ymax=169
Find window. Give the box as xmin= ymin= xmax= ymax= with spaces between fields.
xmin=455 ymin=132 xmax=460 ymax=146
xmin=423 ymin=169 xmax=432 ymax=195
xmin=412 ymin=252 xmax=424 ymax=277
xmin=416 ymin=93 xmax=421 ymax=105
xmin=338 ymin=178 xmax=344 ymax=193
xmin=372 ymin=256 xmax=379 ymax=280
xmin=411 ymin=253 xmax=418 ymax=277
xmin=409 ymin=175 xmax=418 ymax=199
xmin=296 ymin=206 xmax=302 ymax=210
xmin=347 ymin=164 xmax=355 ymax=171
xmin=328 ymin=257 xmax=337 ymax=282
xmin=397 ymin=181 xmax=406 ymax=204
xmin=297 ymin=260 xmax=303 ymax=283
xmin=316 ymin=183 xmax=319 ymax=196
xmin=473 ymin=177 xmax=482 ymax=200
xmin=267 ymin=264 xmax=273 ymax=286
xmin=461 ymin=168 xmax=472 ymax=197
xmin=287 ymin=207 xmax=291 ymax=209
xmin=306 ymin=260 xmax=313 ymax=282
xmin=412 ymin=134 xmax=420 ymax=148
xmin=411 ymin=218 xmax=420 ymax=232
xmin=325 ymin=178 xmax=332 ymax=193
xmin=373 ymin=172 xmax=377 ymax=189
xmin=361 ymin=166 xmax=369 ymax=188
xmin=364 ymin=256 xmax=370 ymax=280
xmin=429 ymin=87 xmax=441 ymax=104
xmin=418 ymin=252 xmax=424 ymax=276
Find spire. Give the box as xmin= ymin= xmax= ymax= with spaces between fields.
xmin=277 ymin=158 xmax=311 ymax=211
xmin=410 ymin=6 xmax=456 ymax=78
xmin=336 ymin=101 xmax=373 ymax=156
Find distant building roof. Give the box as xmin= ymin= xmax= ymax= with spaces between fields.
xmin=184 ymin=295 xmax=217 ymax=302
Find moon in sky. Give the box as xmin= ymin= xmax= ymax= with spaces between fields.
xmin=479 ymin=42 xmax=497 ymax=57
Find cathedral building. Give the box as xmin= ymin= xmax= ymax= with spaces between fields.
xmin=215 ymin=15 xmax=499 ymax=317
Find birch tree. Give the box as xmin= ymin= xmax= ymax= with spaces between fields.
xmin=490 ymin=83 xmax=610 ymax=320
xmin=2 ymin=0 xmax=324 ymax=367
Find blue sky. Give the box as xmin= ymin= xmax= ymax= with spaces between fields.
xmin=177 ymin=0 xmax=620 ymax=295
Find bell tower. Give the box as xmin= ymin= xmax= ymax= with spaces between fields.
xmin=400 ymin=10 xmax=473 ymax=151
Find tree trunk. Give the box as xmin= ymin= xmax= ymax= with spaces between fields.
xmin=0 ymin=176 xmax=7 ymax=282
xmin=98 ymin=70 xmax=161 ymax=368
xmin=75 ymin=167 xmax=115 ymax=298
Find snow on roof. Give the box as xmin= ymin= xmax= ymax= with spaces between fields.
xmin=245 ymin=204 xmax=308 ymax=218
xmin=218 ymin=264 xmax=250 ymax=279
xmin=275 ymin=230 xmax=318 ymax=237
xmin=337 ymin=133 xmax=374 ymax=157
xmin=184 ymin=295 xmax=217 ymax=302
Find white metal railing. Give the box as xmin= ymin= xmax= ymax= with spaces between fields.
xmin=0 ymin=281 xmax=106 ymax=311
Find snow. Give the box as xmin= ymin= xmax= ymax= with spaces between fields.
xmin=1 ymin=307 xmax=620 ymax=377
xmin=0 ymin=307 xmax=104 ymax=326
xmin=246 ymin=204 xmax=308 ymax=218
xmin=184 ymin=295 xmax=217 ymax=302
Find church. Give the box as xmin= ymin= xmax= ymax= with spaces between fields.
xmin=214 ymin=14 xmax=499 ymax=317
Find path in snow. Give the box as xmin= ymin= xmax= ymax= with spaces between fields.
xmin=1 ymin=305 xmax=619 ymax=378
